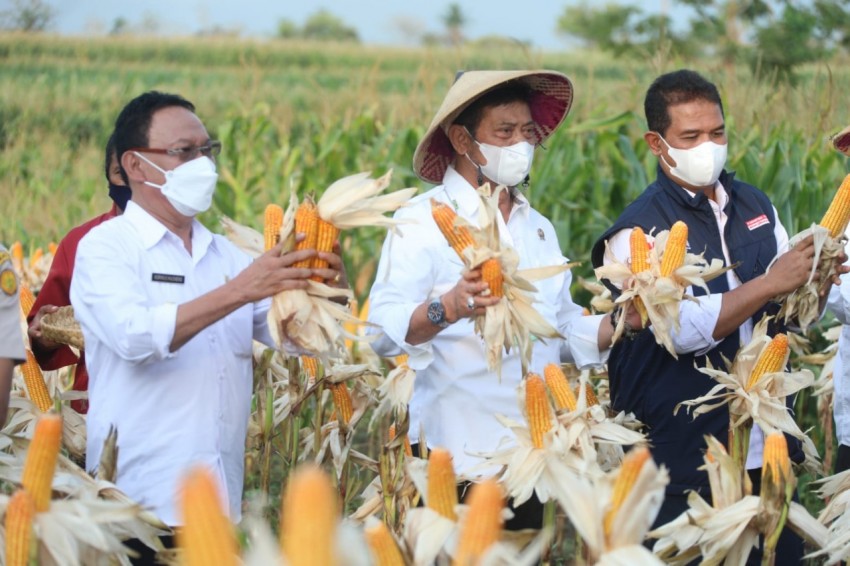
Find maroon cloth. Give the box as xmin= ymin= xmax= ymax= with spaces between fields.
xmin=27 ymin=206 xmax=119 ymax=413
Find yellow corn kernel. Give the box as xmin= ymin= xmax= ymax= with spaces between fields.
xmin=525 ymin=374 xmax=553 ymax=449
xmin=21 ymin=414 xmax=62 ymax=512
xmin=310 ymin=218 xmax=342 ymax=282
xmin=543 ymin=363 xmax=577 ymax=412
xmin=281 ymin=465 xmax=338 ymax=566
xmin=761 ymin=431 xmax=791 ymax=487
xmin=48 ymin=242 xmax=58 ymax=256
xmin=264 ymin=204 xmax=284 ymax=252
xmin=21 ymin=350 xmax=52 ymax=413
xmin=389 ymin=423 xmax=413 ymax=457
xmin=575 ymin=382 xmax=600 ymax=408
xmin=177 ymin=467 xmax=238 ymax=566
xmin=660 ymin=221 xmax=688 ymax=277
xmin=480 ymin=258 xmax=503 ymax=298
xmin=393 ymin=354 xmax=409 ymax=368
xmin=329 ymin=382 xmax=354 ymax=424
xmin=453 ymin=480 xmax=504 ymax=566
xmin=294 ymin=198 xmax=319 ymax=268
xmin=364 ymin=521 xmax=405 ymax=566
xmin=5 ymin=489 xmax=35 ymax=566
xmin=431 ymin=199 xmax=476 ymax=259
xmin=746 ymin=334 xmax=788 ymax=391
xmin=629 ymin=227 xmax=651 ymax=273
xmin=10 ymin=241 xmax=23 ymax=273
xmin=820 ymin=173 xmax=850 ymax=238
xmin=19 ymin=284 xmax=35 ymax=319
xmin=604 ymin=446 xmax=651 ymax=539
xmin=427 ymin=448 xmax=458 ymax=520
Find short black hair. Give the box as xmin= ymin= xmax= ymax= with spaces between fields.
xmin=113 ymin=91 xmax=195 ymax=183
xmin=644 ymin=69 xmax=724 ymax=136
xmin=453 ymin=82 xmax=532 ymax=137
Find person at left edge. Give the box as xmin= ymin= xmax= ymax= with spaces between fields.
xmin=0 ymin=244 xmax=26 ymax=425
xmin=70 ymin=91 xmax=347 ymax=564
xmin=27 ymin=134 xmax=131 ymax=414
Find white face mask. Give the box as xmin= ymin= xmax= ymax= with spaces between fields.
xmin=469 ymin=138 xmax=535 ymax=188
xmin=135 ymin=152 xmax=219 ymax=217
xmin=658 ymin=135 xmax=727 ymax=188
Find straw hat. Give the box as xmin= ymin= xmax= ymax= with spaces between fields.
xmin=40 ymin=306 xmax=84 ymax=350
xmin=413 ymin=70 xmax=574 ymax=184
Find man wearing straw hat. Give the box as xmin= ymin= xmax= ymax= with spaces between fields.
xmin=368 ymin=70 xmax=627 ymax=528
xmin=0 ymin=244 xmax=26 ymax=425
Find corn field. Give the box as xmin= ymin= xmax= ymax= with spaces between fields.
xmin=3 ymin=33 xmax=850 ymax=564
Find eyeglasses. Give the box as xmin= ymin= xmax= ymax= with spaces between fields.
xmin=129 ymin=140 xmax=222 ymax=161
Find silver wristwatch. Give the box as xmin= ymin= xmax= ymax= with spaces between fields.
xmin=427 ymin=298 xmax=449 ymax=328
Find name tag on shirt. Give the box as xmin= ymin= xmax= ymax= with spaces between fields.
xmin=746 ymin=214 xmax=770 ymax=231
xmin=152 ymin=273 xmax=185 ymax=284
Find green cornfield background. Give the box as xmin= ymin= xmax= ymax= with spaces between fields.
xmin=3 ymin=33 xmax=850 ymax=517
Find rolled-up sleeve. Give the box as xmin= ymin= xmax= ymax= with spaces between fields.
xmin=71 ymin=232 xmax=176 ymax=364
xmin=367 ymin=210 xmax=439 ymax=370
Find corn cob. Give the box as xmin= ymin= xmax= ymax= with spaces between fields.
xmin=310 ymin=218 xmax=341 ymax=282
xmin=427 ymin=448 xmax=458 ymax=520
xmin=21 ymin=414 xmax=62 ymax=512
xmin=329 ymin=381 xmax=354 ymax=424
xmin=480 ymin=258 xmax=503 ymax=298
xmin=543 ymin=363 xmax=577 ymax=412
xmin=819 ymin=173 xmax=850 ymax=238
xmin=10 ymin=241 xmax=23 ymax=273
xmin=19 ymin=284 xmax=35 ymax=319
xmin=575 ymin=382 xmax=600 ymax=407
xmin=525 ymin=373 xmax=553 ymax=449
xmin=431 ymin=199 xmax=475 ymax=258
xmin=263 ymin=204 xmax=284 ymax=252
xmin=301 ymin=355 xmax=319 ymax=381
xmin=762 ymin=431 xmax=791 ymax=486
xmin=177 ymin=467 xmax=238 ymax=566
xmin=629 ymin=227 xmax=650 ymax=320
xmin=364 ymin=521 xmax=405 ymax=566
xmin=453 ymin=480 xmax=504 ymax=566
xmin=29 ymin=248 xmax=42 ymax=267
xmin=604 ymin=446 xmax=650 ymax=539
xmin=746 ymin=334 xmax=788 ymax=391
xmin=660 ymin=221 xmax=688 ymax=277
xmin=389 ymin=423 xmax=413 ymax=457
xmin=5 ymin=489 xmax=35 ymax=566
xmin=21 ymin=350 xmax=52 ymax=413
xmin=281 ymin=465 xmax=338 ymax=566
xmin=393 ymin=354 xmax=409 ymax=368
xmin=629 ymin=227 xmax=651 ymax=274
xmin=48 ymin=242 xmax=58 ymax=256
xmin=293 ymin=198 xmax=319 ymax=268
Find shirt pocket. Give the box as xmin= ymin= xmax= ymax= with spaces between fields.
xmin=222 ymin=304 xmax=254 ymax=359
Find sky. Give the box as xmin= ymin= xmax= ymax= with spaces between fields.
xmin=47 ymin=0 xmax=686 ymax=51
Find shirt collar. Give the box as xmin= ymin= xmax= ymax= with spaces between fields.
xmin=123 ymin=201 xmax=215 ymax=258
xmin=680 ymin=180 xmax=729 ymax=211
xmin=441 ymin=165 xmax=531 ymax=220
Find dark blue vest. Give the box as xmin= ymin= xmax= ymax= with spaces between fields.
xmin=591 ymin=166 xmax=795 ymax=497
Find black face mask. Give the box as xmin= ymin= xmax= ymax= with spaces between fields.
xmin=108 ymin=182 xmax=132 ymax=211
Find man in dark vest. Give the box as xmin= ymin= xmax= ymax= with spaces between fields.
xmin=591 ymin=69 xmax=840 ymax=564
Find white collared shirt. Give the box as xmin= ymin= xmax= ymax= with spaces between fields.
xmin=71 ymin=201 xmax=273 ymax=525
xmin=0 ymin=245 xmax=25 ymax=363
xmin=827 ymin=226 xmax=850 ymax=447
xmin=605 ymin=181 xmax=789 ymax=469
xmin=367 ymin=166 xmax=607 ymax=474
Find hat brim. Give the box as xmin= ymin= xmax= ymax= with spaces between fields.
xmin=413 ymin=70 xmax=574 ymax=185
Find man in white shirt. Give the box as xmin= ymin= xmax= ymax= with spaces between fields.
xmin=0 ymin=244 xmax=26 ymax=425
xmin=71 ymin=91 xmax=346 ymax=564
xmin=368 ymin=70 xmax=626 ymax=529
xmin=827 ymin=227 xmax=850 ymax=473
xmin=591 ymin=69 xmax=839 ymax=563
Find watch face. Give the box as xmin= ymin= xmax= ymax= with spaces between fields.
xmin=427 ymin=299 xmax=446 ymax=326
